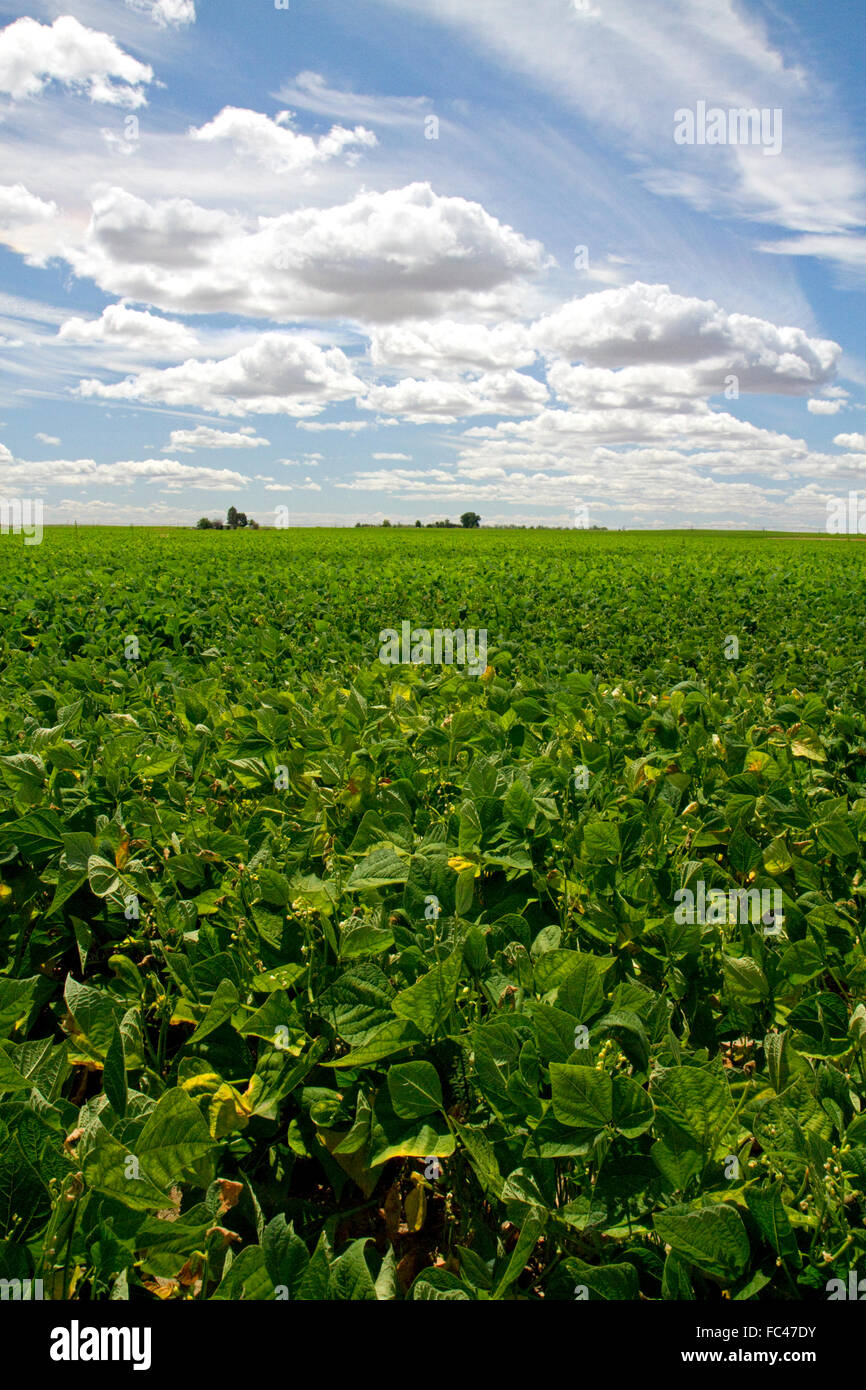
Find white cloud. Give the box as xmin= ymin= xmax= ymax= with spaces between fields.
xmin=834 ymin=433 xmax=866 ymax=451
xmin=377 ymin=0 xmax=866 ymax=250
xmin=369 ymin=319 xmax=535 ymax=374
xmin=531 ymin=283 xmax=839 ymax=394
xmin=190 ymin=107 xmax=377 ymax=174
xmin=265 ymin=477 xmax=321 ymax=492
xmin=0 ymin=453 xmax=251 ymax=490
xmin=373 ymin=452 xmax=412 ymax=460
xmin=58 ymin=304 xmax=199 ymax=358
xmin=75 ymin=332 xmax=365 ymax=416
xmin=361 ymin=369 xmax=548 ymax=423
xmin=297 ymin=419 xmax=371 ymax=433
xmin=65 ymin=182 xmax=547 ymax=321
xmin=164 ymin=426 xmax=271 ymax=452
xmin=806 ymin=398 xmax=844 ymax=415
xmin=338 ymin=424 xmax=859 ymax=527
xmin=0 ymin=15 xmax=153 ymax=107
xmin=125 ymin=0 xmax=196 ymax=28
xmin=547 ymin=362 xmax=707 ymax=413
xmin=0 ymin=183 xmax=57 ymax=227
xmin=276 ymin=71 xmax=434 ymax=130
xmin=760 ymin=232 xmax=866 ymax=275
xmin=35 ymin=432 xmax=60 ymax=444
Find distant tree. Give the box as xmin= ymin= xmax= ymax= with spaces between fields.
xmin=227 ymin=506 xmax=239 ymax=530
xmin=237 ymin=512 xmax=248 ymax=528
xmin=196 ymin=517 xmax=213 ymax=529
xmin=415 ymin=519 xmax=422 ymax=527
xmin=460 ymin=511 xmax=481 ymax=528
xmin=382 ymin=518 xmax=392 ymax=527
xmin=248 ymin=519 xmax=259 ymax=530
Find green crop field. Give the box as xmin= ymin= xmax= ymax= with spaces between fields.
xmin=2 ymin=525 xmax=866 ymax=1302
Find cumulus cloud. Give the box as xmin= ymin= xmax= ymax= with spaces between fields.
xmin=369 ymin=319 xmax=536 ymax=374
xmin=0 ymin=183 xmax=57 ymax=227
xmin=0 ymin=16 xmax=153 ymax=107
xmin=35 ymin=432 xmax=60 ymax=445
xmin=834 ymin=433 xmax=866 ymax=451
xmin=58 ymin=304 xmax=199 ymax=358
xmin=361 ymin=369 xmax=548 ymax=423
xmin=460 ymin=403 xmax=786 ymax=457
xmin=531 ymin=283 xmax=840 ymax=394
xmin=0 ymin=453 xmax=250 ymax=490
xmin=547 ymin=362 xmax=708 ymax=413
xmin=806 ymin=398 xmax=844 ymax=415
xmin=74 ymin=189 xmax=241 ymax=277
xmin=373 ymin=452 xmax=412 ymax=460
xmin=190 ymin=108 xmax=377 ymax=173
xmin=340 ymin=418 xmax=864 ymax=528
xmin=264 ymin=477 xmax=321 ymax=492
xmin=75 ymin=332 xmax=365 ymax=416
xmin=164 ymin=426 xmax=270 ymax=452
xmin=65 ymin=182 xmax=547 ymax=321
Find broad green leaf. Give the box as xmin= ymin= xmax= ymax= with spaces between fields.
xmin=652 ymin=1066 xmax=734 ymax=1160
xmin=721 ymin=955 xmax=769 ymax=1003
xmin=263 ymin=1215 xmax=309 ymax=1297
xmin=87 ymin=855 xmax=122 ymax=899
xmin=325 ymin=1019 xmax=421 ymax=1069
xmin=136 ymin=1088 xmax=217 ymax=1189
xmin=79 ymin=1120 xmax=171 ymax=1211
xmin=387 ymin=1060 xmax=444 ymax=1119
xmin=392 ymin=944 xmax=463 ymax=1035
xmin=653 ymin=1203 xmax=750 ymax=1281
xmin=188 ymin=979 xmax=240 ymax=1043
xmin=347 ymin=846 xmax=409 ymax=890
xmin=612 ymin=1074 xmax=654 ymax=1137
xmin=550 ymin=1064 xmax=612 ymax=1131
xmin=568 ymin=1255 xmax=640 ymax=1301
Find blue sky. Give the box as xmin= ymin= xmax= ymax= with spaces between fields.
xmin=1 ymin=0 xmax=866 ymax=528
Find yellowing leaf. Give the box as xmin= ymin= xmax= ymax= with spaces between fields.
xmin=180 ymin=1071 xmax=223 ymax=1095
xmin=208 ymin=1083 xmax=251 ymax=1139
xmin=791 ymin=737 xmax=826 ymax=762
xmin=448 ymin=855 xmax=476 ymax=874
xmin=405 ymin=1183 xmax=427 ymax=1232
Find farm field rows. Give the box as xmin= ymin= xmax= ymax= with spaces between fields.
xmin=2 ymin=526 xmax=866 ymax=1302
